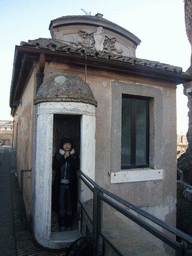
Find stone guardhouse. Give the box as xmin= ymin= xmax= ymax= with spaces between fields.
xmin=10 ymin=14 xmax=192 ymax=249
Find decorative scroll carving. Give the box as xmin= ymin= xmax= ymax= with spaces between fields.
xmin=77 ymin=27 xmax=123 ymax=55
xmin=103 ymin=36 xmax=122 ymax=55
xmin=77 ymin=30 xmax=94 ymax=49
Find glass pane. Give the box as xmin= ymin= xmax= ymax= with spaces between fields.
xmin=121 ymin=98 xmax=131 ymax=167
xmin=136 ymin=99 xmax=148 ymax=165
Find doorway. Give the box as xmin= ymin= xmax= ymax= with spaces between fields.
xmin=52 ymin=114 xmax=81 ymax=232
xmin=53 ymin=114 xmax=81 ymax=156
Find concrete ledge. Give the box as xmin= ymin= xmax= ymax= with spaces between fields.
xmin=35 ymin=230 xmax=81 ymax=249
xmin=111 ymin=169 xmax=164 ymax=183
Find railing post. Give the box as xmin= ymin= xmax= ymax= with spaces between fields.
xmin=92 ymin=186 xmax=103 ymax=256
xmin=97 ymin=190 xmax=103 ymax=256
xmin=79 ymin=170 xmax=192 ymax=255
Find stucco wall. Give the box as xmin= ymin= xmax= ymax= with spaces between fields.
xmin=41 ymin=61 xmax=177 ymax=227
xmin=13 ymin=68 xmax=36 ymax=218
xmin=13 ymin=60 xmax=177 ymax=227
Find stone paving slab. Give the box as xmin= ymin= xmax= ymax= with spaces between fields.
xmin=0 ymin=147 xmax=178 ymax=255
xmin=11 ymin=165 xmax=68 ymax=256
xmin=102 ymin=208 xmax=169 ymax=256
xmin=0 ymin=147 xmax=67 ymax=256
xmin=0 ymin=147 xmax=16 ymax=256
xmin=83 ymin=199 xmax=170 ymax=256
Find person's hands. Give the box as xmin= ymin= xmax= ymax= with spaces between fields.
xmin=64 ymin=150 xmax=70 ymax=159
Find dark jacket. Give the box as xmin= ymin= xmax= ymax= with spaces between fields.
xmin=52 ymin=149 xmax=79 ymax=212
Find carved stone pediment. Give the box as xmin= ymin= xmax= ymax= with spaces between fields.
xmin=49 ymin=14 xmax=141 ymax=58
xmin=76 ymin=27 xmax=123 ymax=55
xmin=77 ymin=30 xmax=94 ymax=49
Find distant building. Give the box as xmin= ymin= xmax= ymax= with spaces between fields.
xmin=177 ymin=134 xmax=188 ymax=159
xmin=0 ymin=120 xmax=13 ymax=146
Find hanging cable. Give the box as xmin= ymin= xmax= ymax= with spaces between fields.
xmin=83 ymin=48 xmax=87 ymax=82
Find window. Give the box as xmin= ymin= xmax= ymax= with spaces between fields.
xmin=121 ymin=95 xmax=149 ymax=169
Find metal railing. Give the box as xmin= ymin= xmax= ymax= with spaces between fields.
xmin=78 ymin=170 xmax=192 ymax=256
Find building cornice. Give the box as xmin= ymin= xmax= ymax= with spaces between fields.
xmin=10 ymin=42 xmax=192 ymax=108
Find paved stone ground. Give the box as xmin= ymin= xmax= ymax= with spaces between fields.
xmin=83 ymin=200 xmax=170 ymax=256
xmin=11 ymin=163 xmax=68 ymax=256
xmin=7 ymin=145 xmax=169 ymax=255
xmin=0 ymin=147 xmax=16 ymax=255
xmin=1 ymin=146 xmax=192 ymax=256
xmin=0 ymin=147 xmax=68 ymax=256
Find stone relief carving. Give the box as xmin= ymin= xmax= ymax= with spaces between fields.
xmin=94 ymin=27 xmax=105 ymax=52
xmin=77 ymin=30 xmax=94 ymax=49
xmin=103 ymin=36 xmax=122 ymax=54
xmin=77 ymin=27 xmax=123 ymax=55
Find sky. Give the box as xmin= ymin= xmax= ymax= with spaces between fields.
xmin=0 ymin=0 xmax=191 ymax=135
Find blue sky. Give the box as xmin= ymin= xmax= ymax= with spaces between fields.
xmin=0 ymin=0 xmax=190 ymax=134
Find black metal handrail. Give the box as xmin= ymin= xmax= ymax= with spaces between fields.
xmin=78 ymin=170 xmax=192 ymax=256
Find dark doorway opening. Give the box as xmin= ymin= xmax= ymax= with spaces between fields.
xmin=53 ymin=114 xmax=81 ymax=156
xmin=52 ymin=114 xmax=81 ymax=232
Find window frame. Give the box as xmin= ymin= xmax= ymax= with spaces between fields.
xmin=121 ymin=94 xmax=150 ymax=169
xmin=111 ymin=81 xmax=164 ymax=183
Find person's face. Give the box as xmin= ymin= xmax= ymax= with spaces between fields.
xmin=63 ymin=143 xmax=72 ymax=151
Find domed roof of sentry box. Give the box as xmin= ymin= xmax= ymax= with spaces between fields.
xmin=34 ymin=73 xmax=97 ymax=106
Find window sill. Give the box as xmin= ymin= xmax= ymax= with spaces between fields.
xmin=110 ymin=169 xmax=164 ymax=183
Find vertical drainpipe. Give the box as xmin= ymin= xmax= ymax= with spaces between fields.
xmin=36 ymin=53 xmax=45 ymax=92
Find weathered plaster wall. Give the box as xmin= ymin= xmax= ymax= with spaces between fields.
xmin=162 ymin=87 xmax=177 ymax=226
xmin=43 ymin=61 xmax=113 ymax=189
xmin=42 ymin=61 xmax=177 ymax=227
xmin=13 ymin=69 xmax=36 ymax=217
xmin=13 ymin=59 xmax=177 ymax=227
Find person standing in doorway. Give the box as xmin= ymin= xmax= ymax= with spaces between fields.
xmin=52 ymin=137 xmax=79 ymax=231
